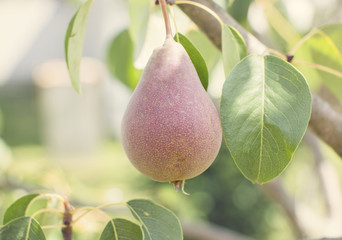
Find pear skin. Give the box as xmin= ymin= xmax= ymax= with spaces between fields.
xmin=121 ymin=37 xmax=222 ymax=184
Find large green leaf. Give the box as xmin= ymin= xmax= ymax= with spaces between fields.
xmin=107 ymin=29 xmax=142 ymax=90
xmin=222 ymin=25 xmax=247 ymax=78
xmin=3 ymin=194 xmax=39 ymax=225
xmin=175 ymin=33 xmax=209 ymax=90
xmin=100 ymin=218 xmax=142 ymax=240
xmin=0 ymin=217 xmax=45 ymax=240
xmin=128 ymin=0 xmax=151 ymax=59
xmin=220 ymin=55 xmax=311 ymax=183
xmin=126 ymin=199 xmax=183 ymax=240
xmin=65 ymin=0 xmax=94 ymax=93
xmin=293 ymin=24 xmax=342 ymax=102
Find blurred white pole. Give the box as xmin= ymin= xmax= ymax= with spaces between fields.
xmin=33 ymin=58 xmax=104 ymax=159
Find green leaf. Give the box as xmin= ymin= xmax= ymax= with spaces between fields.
xmin=3 ymin=194 xmax=39 ymax=225
xmin=220 ymin=55 xmax=311 ymax=184
xmin=229 ymin=26 xmax=247 ymax=59
xmin=126 ymin=199 xmax=183 ymax=240
xmin=226 ymin=0 xmax=236 ymax=8
xmin=100 ymin=218 xmax=142 ymax=240
xmin=228 ymin=0 xmax=252 ymax=23
xmin=128 ymin=0 xmax=151 ymax=59
xmin=175 ymin=33 xmax=209 ymax=90
xmin=222 ymin=25 xmax=247 ymax=78
xmin=185 ymin=29 xmax=220 ymax=73
xmin=107 ymin=29 xmax=142 ymax=90
xmin=65 ymin=0 xmax=94 ymax=93
xmin=293 ymin=24 xmax=342 ymax=102
xmin=0 ymin=217 xmax=45 ymax=240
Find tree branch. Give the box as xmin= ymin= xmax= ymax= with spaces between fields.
xmin=304 ymin=131 xmax=342 ymax=218
xmin=181 ymin=220 xmax=342 ymax=240
xmin=261 ymin=179 xmax=304 ymax=237
xmin=177 ymin=0 xmax=267 ymax=53
xmin=302 ymin=239 xmax=342 ymax=240
xmin=177 ymin=0 xmax=342 ymax=158
xmin=263 ymin=133 xmax=342 ymax=238
xmin=181 ymin=221 xmax=254 ymax=240
xmin=62 ymin=199 xmax=73 ymax=240
xmin=309 ymin=93 xmax=342 ymax=157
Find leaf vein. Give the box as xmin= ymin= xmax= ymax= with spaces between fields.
xmin=257 ymin=57 xmax=266 ymax=182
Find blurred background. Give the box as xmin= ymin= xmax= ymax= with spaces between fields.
xmin=0 ymin=0 xmax=342 ymax=239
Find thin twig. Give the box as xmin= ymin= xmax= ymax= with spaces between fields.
xmin=71 ymin=202 xmax=124 ymax=225
xmin=293 ymin=60 xmax=342 ymax=78
xmin=288 ymin=29 xmax=318 ymax=55
xmin=31 ymin=208 xmax=64 ymax=219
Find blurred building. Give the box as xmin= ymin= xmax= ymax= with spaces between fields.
xmin=0 ymin=0 xmax=130 ymax=156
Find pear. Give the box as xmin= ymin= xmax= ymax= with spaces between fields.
xmin=121 ymin=36 xmax=222 ymax=191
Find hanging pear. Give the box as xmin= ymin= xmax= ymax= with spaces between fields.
xmin=121 ymin=0 xmax=222 ymax=192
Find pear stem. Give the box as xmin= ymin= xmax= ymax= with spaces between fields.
xmin=170 ymin=180 xmax=190 ymax=195
xmin=159 ymin=0 xmax=172 ymax=38
xmin=169 ymin=5 xmax=179 ymax=42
